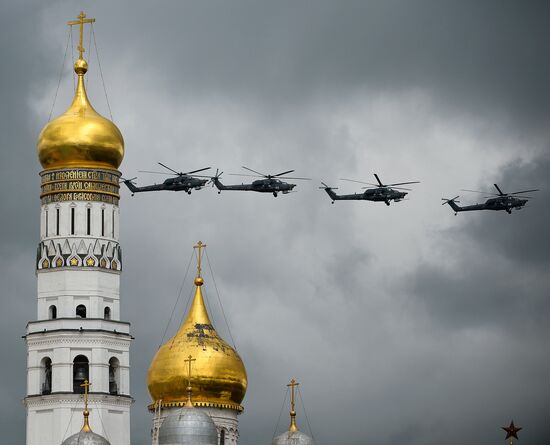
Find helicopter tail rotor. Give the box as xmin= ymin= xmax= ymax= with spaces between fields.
xmin=319 ymin=182 xmax=338 ymax=190
xmin=441 ymin=196 xmax=460 ymax=205
xmin=120 ymin=177 xmax=137 ymax=184
xmin=210 ymin=169 xmax=224 ymax=186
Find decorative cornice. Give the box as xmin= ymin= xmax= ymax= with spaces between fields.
xmin=148 ymin=399 xmax=244 ymax=413
xmin=25 ymin=334 xmax=132 ymax=349
xmin=37 ymin=238 xmax=122 ymax=271
xmin=24 ymin=392 xmax=133 ymax=408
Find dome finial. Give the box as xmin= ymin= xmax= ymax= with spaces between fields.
xmin=287 ymin=378 xmax=299 ymax=432
xmin=184 ymin=355 xmax=196 ymax=408
xmin=80 ymin=379 xmax=92 ymax=432
xmin=193 ymin=241 xmax=206 ymax=285
xmin=68 ymin=11 xmax=95 ymax=63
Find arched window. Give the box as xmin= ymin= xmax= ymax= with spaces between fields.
xmin=104 ymin=307 xmax=111 ymax=320
xmin=73 ymin=355 xmax=89 ymax=393
xmin=48 ymin=305 xmax=57 ymax=320
xmin=109 ymin=357 xmax=120 ymax=395
xmin=220 ymin=429 xmax=225 ymax=445
xmin=41 ymin=357 xmax=52 ymax=395
xmin=76 ymin=305 xmax=86 ymax=318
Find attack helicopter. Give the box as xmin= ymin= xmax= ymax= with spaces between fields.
xmin=442 ymin=183 xmax=539 ymax=215
xmin=122 ymin=163 xmax=211 ymax=196
xmin=320 ymin=174 xmax=420 ymax=205
xmin=211 ymin=167 xmax=311 ymax=197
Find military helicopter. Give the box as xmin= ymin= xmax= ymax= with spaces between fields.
xmin=211 ymin=167 xmax=311 ymax=197
xmin=122 ymin=163 xmax=211 ymax=196
xmin=442 ymin=184 xmax=539 ymax=215
xmin=320 ymin=174 xmax=420 ymax=205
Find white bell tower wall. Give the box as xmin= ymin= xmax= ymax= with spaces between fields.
xmin=24 ymin=167 xmax=132 ymax=445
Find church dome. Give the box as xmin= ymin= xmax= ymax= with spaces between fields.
xmin=272 ymin=379 xmax=314 ymax=445
xmin=37 ymin=58 xmax=124 ymax=171
xmin=147 ymin=264 xmax=247 ymax=411
xmin=61 ymin=430 xmax=111 ymax=445
xmin=159 ymin=407 xmax=218 ymax=445
xmin=272 ymin=430 xmax=314 ymax=445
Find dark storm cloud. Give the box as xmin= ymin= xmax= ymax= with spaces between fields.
xmin=105 ymin=1 xmax=550 ymax=130
xmin=411 ymin=152 xmax=550 ymax=331
xmin=2 ymin=2 xmax=550 ymax=445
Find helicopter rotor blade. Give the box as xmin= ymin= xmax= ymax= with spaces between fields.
xmin=273 ymin=170 xmax=295 ymax=177
xmin=386 ymin=181 xmax=420 ymax=187
xmin=508 ymin=189 xmax=540 ymax=195
xmin=493 ymin=184 xmax=505 ymax=195
xmin=340 ymin=178 xmax=372 ymax=185
xmin=184 ymin=167 xmax=211 ymax=175
xmin=158 ymin=162 xmax=181 ymax=175
xmin=139 ymin=170 xmax=174 ymax=175
xmin=461 ymin=189 xmax=499 ymax=196
xmin=228 ymin=173 xmax=264 ymax=178
xmin=276 ymin=176 xmax=311 ymax=181
xmin=374 ymin=173 xmax=384 ymax=187
xmin=242 ymin=166 xmax=267 ymax=177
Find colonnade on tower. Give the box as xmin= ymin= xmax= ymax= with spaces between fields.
xmin=24 ymin=12 xmax=132 ymax=445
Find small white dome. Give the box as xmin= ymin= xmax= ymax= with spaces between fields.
xmin=272 ymin=430 xmax=314 ymax=445
xmin=61 ymin=430 xmax=111 ymax=445
xmin=159 ymin=407 xmax=218 ymax=445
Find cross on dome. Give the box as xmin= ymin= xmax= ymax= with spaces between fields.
xmin=184 ymin=355 xmax=196 ymax=407
xmin=287 ymin=378 xmax=300 ymax=432
xmin=67 ymin=11 xmax=95 ymax=60
xmin=80 ymin=379 xmax=92 ymax=432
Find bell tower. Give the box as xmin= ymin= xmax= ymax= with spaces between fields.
xmin=24 ymin=12 xmax=132 ymax=445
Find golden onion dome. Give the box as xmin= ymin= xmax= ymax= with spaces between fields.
xmin=37 ymin=57 xmax=124 ymax=170
xmin=147 ymin=250 xmax=247 ymax=411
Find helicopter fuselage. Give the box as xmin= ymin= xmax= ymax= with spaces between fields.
xmin=323 ymin=186 xmax=407 ymax=205
xmin=123 ymin=175 xmax=208 ymax=195
xmin=446 ymin=196 xmax=528 ymax=214
xmin=213 ymin=177 xmax=296 ymax=196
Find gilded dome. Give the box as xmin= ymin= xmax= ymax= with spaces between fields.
xmin=37 ymin=58 xmax=124 ymax=170
xmin=147 ymin=276 xmax=247 ymax=411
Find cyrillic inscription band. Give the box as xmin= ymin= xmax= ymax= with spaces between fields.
xmin=40 ymin=168 xmax=120 ymax=204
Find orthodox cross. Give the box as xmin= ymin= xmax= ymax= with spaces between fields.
xmin=68 ymin=11 xmax=96 ymax=59
xmin=184 ymin=354 xmax=196 ymax=407
xmin=194 ymin=241 xmax=206 ymax=277
xmin=287 ymin=378 xmax=299 ymax=412
xmin=287 ymin=378 xmax=299 ymax=432
xmin=80 ymin=379 xmax=92 ymax=432
xmin=80 ymin=379 xmax=92 ymax=412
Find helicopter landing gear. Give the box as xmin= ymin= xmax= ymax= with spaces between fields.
xmin=385 ymin=200 xmax=390 ymax=206
xmin=273 ymin=192 xmax=278 ymax=197
xmin=218 ymin=191 xmax=221 ymax=194
xmin=506 ymin=209 xmax=511 ymax=214
xmin=187 ymin=191 xmax=192 ymax=195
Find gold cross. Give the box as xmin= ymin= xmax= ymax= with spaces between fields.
xmin=184 ymin=355 xmax=196 ymax=407
xmin=287 ymin=378 xmax=299 ymax=412
xmin=287 ymin=378 xmax=300 ymax=432
xmin=193 ymin=241 xmax=206 ymax=277
xmin=80 ymin=379 xmax=92 ymax=412
xmin=68 ymin=11 xmax=96 ymax=60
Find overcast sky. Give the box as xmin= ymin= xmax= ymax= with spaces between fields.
xmin=1 ymin=1 xmax=550 ymax=444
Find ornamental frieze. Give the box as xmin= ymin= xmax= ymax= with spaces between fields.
xmin=37 ymin=238 xmax=122 ymax=271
